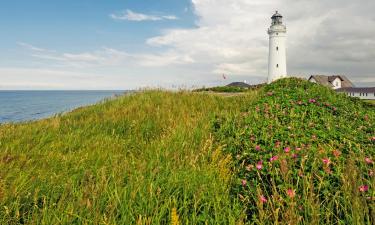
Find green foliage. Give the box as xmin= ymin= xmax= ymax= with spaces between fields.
xmin=212 ymin=78 xmax=375 ymax=224
xmin=0 ymin=91 xmax=259 ymax=224
xmin=0 ymin=79 xmax=373 ymax=224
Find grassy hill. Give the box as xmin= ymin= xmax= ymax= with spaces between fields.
xmin=0 ymin=78 xmax=373 ymax=224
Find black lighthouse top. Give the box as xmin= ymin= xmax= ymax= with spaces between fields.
xmin=271 ymin=11 xmax=283 ymax=25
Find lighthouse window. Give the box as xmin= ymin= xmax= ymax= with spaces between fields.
xmin=276 ymin=33 xmax=279 ymax=35
xmin=276 ymin=64 xmax=279 ymax=68
xmin=276 ymin=47 xmax=279 ymax=51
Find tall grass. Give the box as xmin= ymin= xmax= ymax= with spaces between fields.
xmin=0 ymin=91 xmax=258 ymax=224
xmin=1 ymin=79 xmax=373 ymax=224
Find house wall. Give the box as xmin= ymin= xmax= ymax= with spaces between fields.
xmin=344 ymin=92 xmax=375 ymax=100
xmin=332 ymin=78 xmax=342 ymax=89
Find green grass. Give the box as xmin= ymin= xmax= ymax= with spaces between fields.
xmin=0 ymin=91 xmax=258 ymax=224
xmin=0 ymin=79 xmax=374 ymax=224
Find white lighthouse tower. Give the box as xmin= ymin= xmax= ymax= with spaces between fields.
xmin=267 ymin=11 xmax=287 ymax=84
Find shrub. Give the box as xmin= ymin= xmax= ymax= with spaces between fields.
xmin=212 ymin=78 xmax=375 ymax=224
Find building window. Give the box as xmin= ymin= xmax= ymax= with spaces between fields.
xmin=276 ymin=64 xmax=279 ymax=68
xmin=276 ymin=47 xmax=279 ymax=51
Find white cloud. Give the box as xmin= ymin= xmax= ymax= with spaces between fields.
xmin=143 ymin=0 xmax=375 ymax=85
xmin=110 ymin=10 xmax=178 ymax=21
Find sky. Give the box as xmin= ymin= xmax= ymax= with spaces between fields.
xmin=0 ymin=0 xmax=374 ymax=90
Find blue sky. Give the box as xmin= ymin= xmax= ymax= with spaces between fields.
xmin=0 ymin=0 xmax=374 ymax=89
xmin=1 ymin=0 xmax=194 ymax=63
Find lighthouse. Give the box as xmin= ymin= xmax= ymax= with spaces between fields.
xmin=267 ymin=11 xmax=287 ymax=84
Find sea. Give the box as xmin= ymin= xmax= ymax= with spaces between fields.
xmin=0 ymin=90 xmax=126 ymax=124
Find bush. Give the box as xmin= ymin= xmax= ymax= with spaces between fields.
xmin=212 ymin=78 xmax=375 ymax=224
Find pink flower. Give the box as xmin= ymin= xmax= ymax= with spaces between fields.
xmin=284 ymin=147 xmax=291 ymax=153
xmin=292 ymin=154 xmax=298 ymax=159
xmin=322 ymin=158 xmax=331 ymax=165
xmin=259 ymin=195 xmax=267 ymax=203
xmin=372 ymin=136 xmax=375 ymax=141
xmin=241 ymin=179 xmax=247 ymax=187
xmin=365 ymin=157 xmax=374 ymax=164
xmin=309 ymin=99 xmax=316 ymax=103
xmin=359 ymin=185 xmax=369 ymax=192
xmin=256 ymin=161 xmax=263 ymax=170
xmin=287 ymin=189 xmax=295 ymax=198
xmin=333 ymin=107 xmax=337 ymax=111
xmin=295 ymin=147 xmax=302 ymax=151
xmin=270 ymin=155 xmax=279 ymax=162
xmin=255 ymin=145 xmax=261 ymax=151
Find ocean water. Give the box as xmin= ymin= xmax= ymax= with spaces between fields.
xmin=0 ymin=91 xmax=125 ymax=124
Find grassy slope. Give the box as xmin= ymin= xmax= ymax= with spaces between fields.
xmin=0 ymin=91 xmax=258 ymax=224
xmin=0 ymin=79 xmax=373 ymax=224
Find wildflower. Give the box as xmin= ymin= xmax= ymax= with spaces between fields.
xmin=284 ymin=147 xmax=291 ymax=153
xmin=255 ymin=145 xmax=261 ymax=151
xmin=311 ymin=135 xmax=317 ymax=140
xmin=256 ymin=161 xmax=263 ymax=170
xmin=267 ymin=91 xmax=273 ymax=96
xmin=259 ymin=195 xmax=267 ymax=203
xmin=241 ymin=179 xmax=247 ymax=187
xmin=333 ymin=107 xmax=337 ymax=111
xmin=297 ymin=101 xmax=303 ymax=105
xmin=275 ymin=141 xmax=281 ymax=148
xmin=322 ymin=158 xmax=331 ymax=165
xmin=332 ymin=150 xmax=341 ymax=158
xmin=270 ymin=155 xmax=279 ymax=162
xmin=292 ymin=154 xmax=298 ymax=159
xmin=295 ymin=147 xmax=302 ymax=151
xmin=246 ymin=164 xmax=254 ymax=171
xmin=369 ymin=170 xmax=373 ymax=177
xmin=309 ymin=99 xmax=316 ymax=103
xmin=365 ymin=157 xmax=374 ymax=164
xmin=359 ymin=185 xmax=369 ymax=192
xmin=171 ymin=208 xmax=180 ymax=225
xmin=372 ymin=136 xmax=375 ymax=141
xmin=287 ymin=189 xmax=296 ymax=198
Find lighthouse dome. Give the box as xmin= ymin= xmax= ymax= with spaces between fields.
xmin=271 ymin=11 xmax=282 ymax=19
xmin=271 ymin=11 xmax=283 ymax=26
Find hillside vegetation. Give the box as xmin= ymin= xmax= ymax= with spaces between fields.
xmin=0 ymin=78 xmax=374 ymax=224
xmin=213 ymin=78 xmax=374 ymax=224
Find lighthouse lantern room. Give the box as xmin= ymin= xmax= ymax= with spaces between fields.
xmin=267 ymin=11 xmax=287 ymax=83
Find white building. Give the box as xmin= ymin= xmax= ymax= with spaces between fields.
xmin=336 ymin=87 xmax=375 ymax=100
xmin=308 ymin=75 xmax=375 ymax=100
xmin=268 ymin=11 xmax=287 ymax=84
